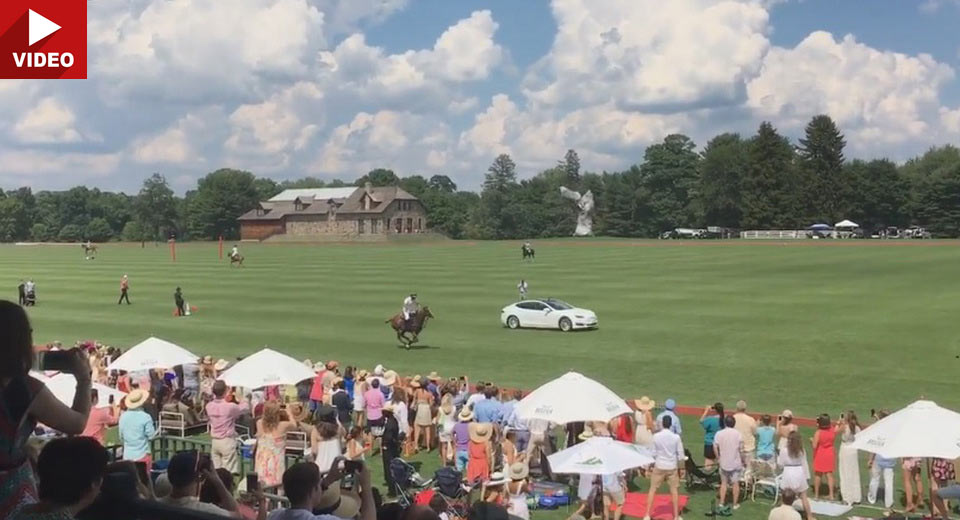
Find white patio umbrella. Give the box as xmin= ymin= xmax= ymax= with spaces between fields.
xmin=217 ymin=348 xmax=316 ymax=389
xmin=107 ymin=336 xmax=198 ymax=372
xmin=514 ymin=371 xmax=632 ymax=424
xmin=852 ymin=400 xmax=960 ymax=459
xmin=45 ymin=373 xmax=126 ymax=408
xmin=548 ymin=436 xmax=654 ymax=475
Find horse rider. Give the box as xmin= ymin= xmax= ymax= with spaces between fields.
xmin=518 ymin=279 xmax=528 ymax=300
xmin=402 ymin=293 xmax=420 ymax=330
xmin=230 ymin=244 xmax=240 ymax=260
xmin=24 ymin=279 xmax=36 ymax=305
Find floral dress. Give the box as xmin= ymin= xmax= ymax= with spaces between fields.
xmin=254 ymin=431 xmax=286 ymax=489
xmin=0 ymin=376 xmax=40 ymax=518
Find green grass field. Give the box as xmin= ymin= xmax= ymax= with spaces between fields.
xmin=7 ymin=239 xmax=959 ymax=520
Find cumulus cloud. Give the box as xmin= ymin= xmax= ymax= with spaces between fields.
xmin=225 ymin=82 xmax=325 ymax=160
xmin=131 ymin=111 xmax=221 ymax=164
xmin=523 ymin=0 xmax=770 ymax=111
xmin=747 ymin=31 xmax=955 ymax=150
xmin=0 ymin=150 xmax=121 ymax=186
xmin=12 ymin=98 xmax=84 ymax=144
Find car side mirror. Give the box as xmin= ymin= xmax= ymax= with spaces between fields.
xmin=544 ymin=308 xmax=552 ymax=314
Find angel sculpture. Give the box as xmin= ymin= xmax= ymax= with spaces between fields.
xmin=559 ymin=186 xmax=595 ymax=236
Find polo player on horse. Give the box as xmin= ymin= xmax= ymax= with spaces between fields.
xmin=230 ymin=244 xmax=240 ymax=261
xmin=402 ymin=293 xmax=419 ymax=330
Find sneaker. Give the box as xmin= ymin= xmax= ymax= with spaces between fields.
xmin=733 ymin=504 xmax=740 ymax=511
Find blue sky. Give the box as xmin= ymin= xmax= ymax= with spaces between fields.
xmin=1 ymin=0 xmax=958 ymax=193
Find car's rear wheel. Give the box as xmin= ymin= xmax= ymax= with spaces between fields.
xmin=507 ymin=315 xmax=520 ymax=329
xmin=559 ymin=317 xmax=572 ymax=332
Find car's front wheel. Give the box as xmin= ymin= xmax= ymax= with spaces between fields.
xmin=506 ymin=315 xmax=520 ymax=329
xmin=559 ymin=317 xmax=572 ymax=332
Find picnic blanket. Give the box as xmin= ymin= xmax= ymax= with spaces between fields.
xmin=617 ymin=492 xmax=689 ymax=520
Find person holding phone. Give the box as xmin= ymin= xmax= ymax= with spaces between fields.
xmin=160 ymin=451 xmax=239 ymax=516
xmin=267 ymin=459 xmax=376 ymax=520
xmin=0 ymin=301 xmax=92 ymax=519
xmin=81 ymin=389 xmax=119 ymax=445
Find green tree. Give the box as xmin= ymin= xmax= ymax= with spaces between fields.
xmin=399 ymin=175 xmax=429 ymax=197
xmin=474 ymin=154 xmax=520 ymax=238
xmin=135 ymin=174 xmax=179 ymax=241
xmin=843 ymin=159 xmax=907 ymax=232
xmin=741 ymin=122 xmax=800 ymax=229
xmin=428 ymin=175 xmax=457 ymax=193
xmin=699 ymin=133 xmax=746 ymax=228
xmin=797 ymin=115 xmax=846 ymax=222
xmin=281 ymin=177 xmax=329 ymax=189
xmin=483 ymin=154 xmax=517 ymax=192
xmin=596 ymin=167 xmax=647 ymax=237
xmin=122 ymin=220 xmax=147 ymax=242
xmin=85 ymin=217 xmax=113 ymax=241
xmin=356 ymin=168 xmax=399 ymax=187
xmin=254 ymin=177 xmax=282 ymax=201
xmin=186 ymin=168 xmax=260 ymax=240
xmin=911 ymin=161 xmax=960 ymax=237
xmin=57 ymin=224 xmax=84 ymax=242
xmin=31 ymin=223 xmax=52 ymax=241
xmin=0 ymin=197 xmax=29 ymax=241
xmin=639 ymin=134 xmax=701 ymax=235
xmin=559 ymin=149 xmax=581 ymax=187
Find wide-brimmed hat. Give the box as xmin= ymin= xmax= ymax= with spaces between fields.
xmin=458 ymin=408 xmax=474 ymax=422
xmin=578 ymin=430 xmax=594 ymax=441
xmin=316 ymin=483 xmax=360 ymax=519
xmin=125 ymin=389 xmax=149 ymax=409
xmin=427 ymin=371 xmax=441 ymax=382
xmin=409 ymin=375 xmax=422 ymax=388
xmin=469 ymin=422 xmax=493 ymax=443
xmin=508 ymin=462 xmax=529 ymax=481
xmin=486 ymin=471 xmax=506 ymax=486
xmin=440 ymin=394 xmax=454 ymax=415
xmin=383 ymin=370 xmax=398 ymax=386
xmin=373 ymin=364 xmax=385 ymax=376
xmin=634 ymin=396 xmax=655 ymax=411
xmin=781 ymin=409 xmax=793 ymax=419
xmin=357 ymin=369 xmax=369 ymax=379
xmin=214 ymin=359 xmax=229 ymax=371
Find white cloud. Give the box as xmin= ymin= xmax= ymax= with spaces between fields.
xmin=0 ymin=150 xmax=120 ymax=178
xmin=225 ymin=82 xmax=324 ymax=159
xmin=131 ymin=112 xmax=212 ymax=164
xmin=311 ymin=0 xmax=408 ymax=34
xmin=942 ymin=107 xmax=960 ymax=134
xmin=747 ymin=31 xmax=955 ymax=149
xmin=12 ymin=98 xmax=83 ymax=144
xmin=417 ymin=10 xmax=503 ymax=81
xmin=524 ymin=0 xmax=770 ymax=111
xmin=448 ymin=97 xmax=479 ymax=114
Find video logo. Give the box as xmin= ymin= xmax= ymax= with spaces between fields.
xmin=0 ymin=0 xmax=87 ymax=79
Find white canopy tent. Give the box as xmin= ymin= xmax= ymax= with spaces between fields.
xmin=852 ymin=400 xmax=960 ymax=459
xmin=47 ymin=373 xmax=126 ymax=408
xmin=548 ymin=436 xmax=654 ymax=475
xmin=217 ymin=348 xmax=316 ymax=389
xmin=834 ymin=219 xmax=859 ymax=228
xmin=515 ymin=371 xmax=632 ymax=424
xmin=107 ymin=336 xmax=198 ymax=372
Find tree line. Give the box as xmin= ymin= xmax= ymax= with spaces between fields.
xmin=1 ymin=114 xmax=959 ymax=242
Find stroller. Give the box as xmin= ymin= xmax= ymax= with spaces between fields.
xmin=389 ymin=458 xmax=433 ymax=507
xmin=684 ymin=448 xmax=720 ymax=489
xmin=431 ymin=466 xmax=470 ymax=518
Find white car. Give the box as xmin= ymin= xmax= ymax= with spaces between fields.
xmin=500 ymin=298 xmax=598 ymax=332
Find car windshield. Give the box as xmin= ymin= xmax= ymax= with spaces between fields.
xmin=544 ymin=299 xmax=573 ymax=310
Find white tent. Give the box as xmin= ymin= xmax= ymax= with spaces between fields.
xmin=834 ymin=219 xmax=859 ymax=228
xmin=46 ymin=373 xmax=126 ymax=409
xmin=548 ymin=436 xmax=654 ymax=475
xmin=217 ymin=348 xmax=316 ymax=389
xmin=852 ymin=400 xmax=960 ymax=459
xmin=515 ymin=371 xmax=632 ymax=424
xmin=107 ymin=336 xmax=198 ymax=372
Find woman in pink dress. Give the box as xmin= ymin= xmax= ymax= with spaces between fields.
xmin=254 ymin=402 xmax=296 ymax=490
xmin=466 ymin=423 xmax=493 ymax=484
xmin=812 ymin=413 xmax=837 ymax=500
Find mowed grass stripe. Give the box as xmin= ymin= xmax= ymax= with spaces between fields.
xmin=3 ymin=240 xmax=959 ymax=416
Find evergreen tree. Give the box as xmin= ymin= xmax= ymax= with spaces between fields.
xmin=699 ymin=133 xmax=746 ymax=228
xmin=797 ymin=115 xmax=846 ymax=223
xmin=742 ymin=122 xmax=800 ymax=229
xmin=559 ymin=149 xmax=581 ymax=187
xmin=638 ymin=134 xmax=701 ymax=235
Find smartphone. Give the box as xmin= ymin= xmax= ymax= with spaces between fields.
xmin=38 ymin=350 xmax=73 ymax=372
xmin=246 ymin=473 xmax=259 ymax=492
xmin=134 ymin=461 xmax=150 ymax=485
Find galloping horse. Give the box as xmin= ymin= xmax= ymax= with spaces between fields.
xmin=229 ymin=254 xmax=245 ymax=267
xmin=387 ymin=306 xmax=434 ymax=348
xmin=82 ymin=243 xmax=98 ymax=259
xmin=521 ymin=244 xmax=535 ymax=261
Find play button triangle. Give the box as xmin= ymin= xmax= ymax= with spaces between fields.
xmin=28 ymin=9 xmax=61 ymax=47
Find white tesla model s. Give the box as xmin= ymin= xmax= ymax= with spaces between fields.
xmin=500 ymin=298 xmax=598 ymax=332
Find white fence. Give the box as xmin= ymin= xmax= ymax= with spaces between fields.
xmin=740 ymin=230 xmax=808 ymax=239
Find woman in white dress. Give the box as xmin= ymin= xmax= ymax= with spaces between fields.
xmin=506 ymin=463 xmax=530 ymax=520
xmin=352 ymin=374 xmax=367 ymax=429
xmin=311 ymin=421 xmax=342 ymax=473
xmin=836 ymin=411 xmax=862 ymax=505
xmin=436 ymin=394 xmax=457 ymax=464
xmin=778 ymin=431 xmax=813 ymax=520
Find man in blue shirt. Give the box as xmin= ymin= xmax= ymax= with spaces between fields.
xmin=118 ymin=389 xmax=156 ymax=465
xmin=656 ymin=398 xmax=682 ymax=434
xmin=473 ymin=387 xmax=502 ymax=424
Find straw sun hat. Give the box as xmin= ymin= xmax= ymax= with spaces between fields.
xmin=469 ymin=422 xmax=493 ymax=443
xmin=634 ymin=396 xmax=656 ymax=411
xmin=458 ymin=408 xmax=475 ymax=422
xmin=124 ymin=389 xmax=149 ymax=409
